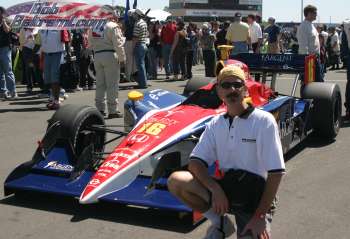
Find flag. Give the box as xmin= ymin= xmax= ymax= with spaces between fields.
xmin=124 ymin=0 xmax=130 ymax=22
xmin=133 ymin=0 xmax=137 ymax=9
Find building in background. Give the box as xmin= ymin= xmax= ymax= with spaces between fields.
xmin=169 ymin=0 xmax=262 ymax=22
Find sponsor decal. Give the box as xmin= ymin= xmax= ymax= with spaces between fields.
xmin=128 ymin=134 xmax=150 ymax=143
xmin=91 ymin=27 xmax=105 ymax=39
xmin=101 ymin=159 xmax=121 ymax=170
xmin=280 ymin=118 xmax=294 ymax=138
xmin=261 ymin=54 xmax=293 ymax=64
xmin=89 ymin=178 xmax=100 ymax=185
xmin=137 ymin=122 xmax=166 ymax=136
xmin=97 ymin=169 xmax=112 ymax=174
xmin=44 ymin=161 xmax=74 ymax=172
xmin=147 ymin=101 xmax=160 ymax=109
xmin=148 ymin=117 xmax=179 ymax=126
xmin=149 ymin=94 xmax=159 ymax=101
xmin=241 ymin=138 xmax=256 ymax=143
xmin=163 ymin=110 xmax=184 ymax=118
xmin=149 ymin=90 xmax=169 ymax=101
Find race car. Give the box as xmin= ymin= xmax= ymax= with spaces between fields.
xmin=4 ymin=53 xmax=342 ymax=224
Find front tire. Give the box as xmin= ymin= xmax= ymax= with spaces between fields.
xmin=48 ymin=105 xmax=106 ymax=159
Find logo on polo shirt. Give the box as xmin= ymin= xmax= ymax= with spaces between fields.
xmin=242 ymin=138 xmax=256 ymax=143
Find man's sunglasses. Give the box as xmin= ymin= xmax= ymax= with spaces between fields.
xmin=220 ymin=81 xmax=245 ymax=89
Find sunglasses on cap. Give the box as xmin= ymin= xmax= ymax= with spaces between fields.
xmin=220 ymin=81 xmax=245 ymax=89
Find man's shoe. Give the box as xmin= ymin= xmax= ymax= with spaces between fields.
xmin=7 ymin=92 xmax=18 ymax=100
xmin=345 ymin=111 xmax=350 ymax=120
xmin=46 ymin=101 xmax=61 ymax=110
xmin=75 ymin=86 xmax=83 ymax=92
xmin=203 ymin=216 xmax=235 ymax=239
xmin=26 ymin=87 xmax=33 ymax=94
xmin=88 ymin=85 xmax=96 ymax=90
xmin=0 ymin=92 xmax=8 ymax=99
xmin=108 ymin=111 xmax=123 ymax=119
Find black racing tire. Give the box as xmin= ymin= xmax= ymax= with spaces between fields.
xmin=301 ymin=82 xmax=342 ymax=139
xmin=183 ymin=78 xmax=216 ymax=96
xmin=48 ymin=104 xmax=106 ymax=159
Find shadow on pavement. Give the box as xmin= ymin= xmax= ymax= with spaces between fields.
xmin=9 ymin=100 xmax=49 ymax=106
xmin=0 ymin=107 xmax=48 ymax=113
xmin=341 ymin=116 xmax=350 ymax=128
xmin=0 ymin=192 xmax=199 ymax=233
xmin=284 ymin=133 xmax=336 ymax=162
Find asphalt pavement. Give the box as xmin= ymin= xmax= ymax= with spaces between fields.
xmin=0 ymin=65 xmax=349 ymax=239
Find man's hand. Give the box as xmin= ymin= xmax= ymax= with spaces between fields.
xmin=118 ymin=58 xmax=125 ymax=67
xmin=210 ymin=184 xmax=229 ymax=215
xmin=241 ymin=215 xmax=269 ymax=239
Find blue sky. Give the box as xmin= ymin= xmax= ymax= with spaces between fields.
xmin=2 ymin=0 xmax=349 ymax=23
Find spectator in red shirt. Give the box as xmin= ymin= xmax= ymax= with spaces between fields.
xmin=160 ymin=19 xmax=177 ymax=79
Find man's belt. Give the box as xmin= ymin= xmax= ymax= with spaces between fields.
xmin=95 ymin=49 xmax=115 ymax=54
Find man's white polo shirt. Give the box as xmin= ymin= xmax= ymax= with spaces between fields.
xmin=190 ymin=106 xmax=285 ymax=179
xmin=249 ymin=21 xmax=263 ymax=44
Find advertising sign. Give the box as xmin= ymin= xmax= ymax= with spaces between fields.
xmin=239 ymin=0 xmax=262 ymax=5
xmin=6 ymin=1 xmax=113 ymax=30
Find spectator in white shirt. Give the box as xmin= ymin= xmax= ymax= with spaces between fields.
xmin=329 ymin=27 xmax=341 ymax=70
xmin=247 ymin=14 xmax=262 ymax=53
xmin=297 ymin=5 xmax=323 ymax=82
xmin=297 ymin=5 xmax=320 ymax=55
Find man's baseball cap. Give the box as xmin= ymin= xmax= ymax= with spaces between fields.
xmin=134 ymin=9 xmax=145 ymax=16
xmin=102 ymin=5 xmax=119 ymax=18
xmin=217 ymin=65 xmax=246 ymax=82
xmin=234 ymin=12 xmax=242 ymax=18
xmin=268 ymin=16 xmax=276 ymax=21
xmin=127 ymin=9 xmax=136 ymax=16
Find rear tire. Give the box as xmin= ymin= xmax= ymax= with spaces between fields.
xmin=302 ymin=82 xmax=342 ymax=139
xmin=48 ymin=105 xmax=106 ymax=159
xmin=183 ymin=78 xmax=216 ymax=96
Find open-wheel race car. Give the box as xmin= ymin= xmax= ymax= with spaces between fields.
xmin=4 ymin=53 xmax=342 ymax=225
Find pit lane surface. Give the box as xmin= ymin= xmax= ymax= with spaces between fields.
xmin=1 ymin=66 xmax=349 ymax=239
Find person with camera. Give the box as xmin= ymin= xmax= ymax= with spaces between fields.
xmin=0 ymin=6 xmax=17 ymax=99
xmin=168 ymin=65 xmax=285 ymax=239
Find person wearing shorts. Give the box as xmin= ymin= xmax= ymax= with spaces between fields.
xmin=168 ymin=65 xmax=285 ymax=239
xmin=36 ymin=30 xmax=65 ymax=110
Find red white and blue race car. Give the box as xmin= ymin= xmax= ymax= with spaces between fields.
xmin=4 ymin=53 xmax=342 ymax=224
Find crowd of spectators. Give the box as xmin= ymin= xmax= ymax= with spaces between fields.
xmin=1 ymin=4 xmax=349 ymax=113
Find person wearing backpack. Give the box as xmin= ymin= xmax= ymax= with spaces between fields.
xmin=170 ymin=21 xmax=187 ymax=81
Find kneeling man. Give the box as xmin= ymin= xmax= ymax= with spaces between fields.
xmin=168 ymin=65 xmax=285 ymax=239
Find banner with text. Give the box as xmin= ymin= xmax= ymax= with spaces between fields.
xmin=6 ymin=1 xmax=113 ymax=30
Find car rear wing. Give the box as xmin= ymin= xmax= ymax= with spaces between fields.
xmin=233 ymin=53 xmax=316 ymax=95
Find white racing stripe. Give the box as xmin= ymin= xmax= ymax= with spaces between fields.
xmin=80 ymin=112 xmax=218 ymax=203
